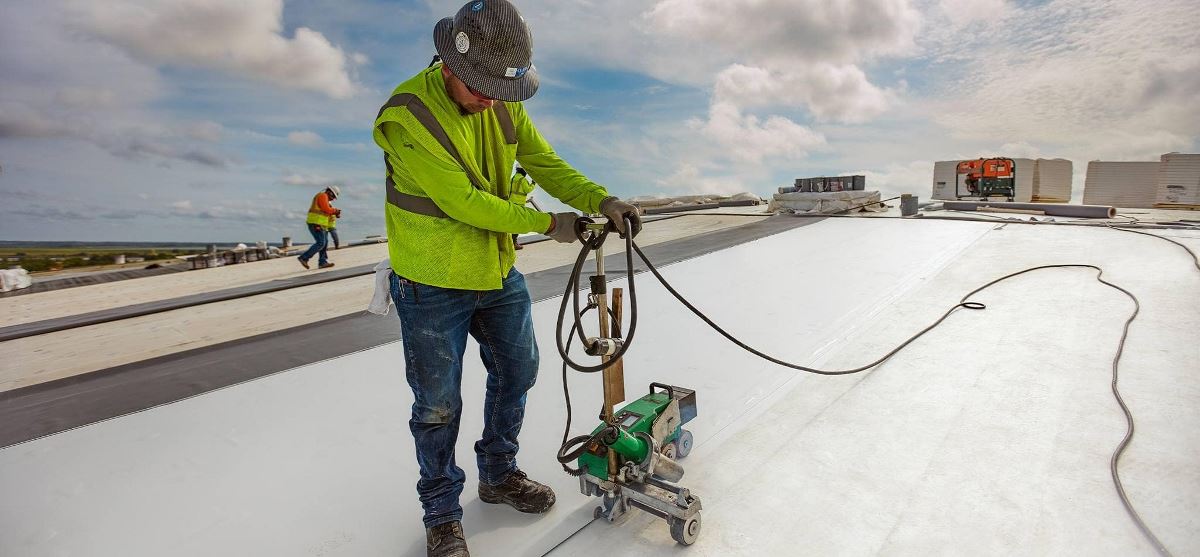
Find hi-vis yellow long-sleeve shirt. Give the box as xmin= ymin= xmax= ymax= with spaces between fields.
xmin=373 ymin=65 xmax=610 ymax=290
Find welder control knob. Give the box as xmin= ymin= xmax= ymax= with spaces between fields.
xmin=585 ymin=337 xmax=623 ymax=357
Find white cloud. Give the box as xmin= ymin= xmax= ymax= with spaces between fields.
xmin=280 ymin=172 xmax=333 ymax=187
xmin=69 ymin=0 xmax=363 ymax=98
xmin=287 ymin=130 xmax=323 ymax=147
xmin=522 ymin=0 xmax=913 ymax=198
xmin=937 ymin=0 xmax=1010 ymax=26
xmin=691 ymin=101 xmax=826 ymax=164
xmin=843 ymin=160 xmax=933 ymax=199
xmin=0 ymin=3 xmax=239 ymax=168
xmin=187 ymin=121 xmax=224 ymax=142
xmin=55 ymin=87 xmax=120 ymax=110
xmin=931 ymin=0 xmax=1199 ymax=160
xmin=654 ymin=163 xmax=749 ymax=196
xmin=997 ymin=141 xmax=1042 ymax=159
xmin=645 ymin=0 xmax=920 ymax=66
xmin=522 ymin=0 xmax=916 ymax=110
xmin=0 ymin=103 xmax=234 ymax=168
xmin=0 ymin=102 xmax=68 ymax=138
xmin=714 ymin=63 xmax=895 ymax=123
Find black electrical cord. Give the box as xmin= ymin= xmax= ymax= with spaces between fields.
xmin=557 ymin=304 xmax=598 ymax=476
xmin=555 ymin=214 xmax=1194 ymax=555
xmin=1106 ymin=225 xmax=1200 ymax=273
xmin=554 ymin=218 xmax=638 ymax=373
xmin=556 ymin=303 xmax=622 ymax=476
xmin=632 ymin=239 xmax=988 ymax=375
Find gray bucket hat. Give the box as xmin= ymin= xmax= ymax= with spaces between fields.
xmin=434 ymin=0 xmax=539 ymax=102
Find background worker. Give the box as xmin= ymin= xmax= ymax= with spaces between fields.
xmin=371 ymin=2 xmax=641 ymax=556
xmin=328 ymin=212 xmax=341 ymax=249
xmin=299 ymin=185 xmax=341 ymax=269
xmin=510 ymin=166 xmax=536 ymax=250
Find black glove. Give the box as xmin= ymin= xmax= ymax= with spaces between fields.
xmin=546 ymin=212 xmax=581 ymax=243
xmin=599 ymin=197 xmax=642 ymax=238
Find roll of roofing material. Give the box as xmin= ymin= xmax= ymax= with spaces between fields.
xmin=717 ymin=198 xmax=763 ymax=208
xmin=643 ymin=203 xmax=721 ymax=215
xmin=943 ymin=201 xmax=1116 ymax=219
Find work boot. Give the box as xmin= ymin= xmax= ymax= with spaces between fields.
xmin=478 ymin=469 xmax=556 ymax=513
xmin=426 ymin=521 xmax=469 ymax=557
xmin=298 ymin=258 xmax=310 ymax=269
xmin=318 ymin=262 xmax=335 ymax=269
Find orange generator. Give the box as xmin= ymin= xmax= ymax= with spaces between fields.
xmin=956 ymin=158 xmax=1016 ymax=200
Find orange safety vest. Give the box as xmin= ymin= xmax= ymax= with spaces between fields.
xmin=307 ymin=192 xmax=333 ymax=227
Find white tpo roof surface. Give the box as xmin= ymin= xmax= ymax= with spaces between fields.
xmin=1 ymin=217 xmax=1197 ymax=556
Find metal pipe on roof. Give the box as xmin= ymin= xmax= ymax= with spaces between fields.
xmin=943 ymin=201 xmax=1116 ymax=219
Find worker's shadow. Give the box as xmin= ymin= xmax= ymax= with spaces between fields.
xmin=397 ymin=498 xmax=596 ymax=556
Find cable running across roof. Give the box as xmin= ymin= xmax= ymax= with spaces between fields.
xmin=556 ymin=215 xmax=1195 ymax=556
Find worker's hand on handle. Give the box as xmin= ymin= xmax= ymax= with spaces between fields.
xmin=545 ymin=212 xmax=582 ymax=243
xmin=599 ymin=197 xmax=642 ymax=238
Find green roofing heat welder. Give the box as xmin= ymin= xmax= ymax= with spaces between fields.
xmin=556 ymin=217 xmax=703 ymax=546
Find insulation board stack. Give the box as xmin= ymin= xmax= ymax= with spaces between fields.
xmin=1031 ymin=158 xmax=1073 ymax=202
xmin=931 ymin=161 xmax=958 ymax=200
xmin=1082 ymin=161 xmax=1160 ymax=208
xmin=1011 ymin=158 xmax=1036 ymax=203
xmin=1155 ymin=153 xmax=1200 ymax=208
xmin=769 ymin=190 xmax=882 ymax=214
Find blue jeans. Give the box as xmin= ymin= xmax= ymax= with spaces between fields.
xmin=299 ymin=223 xmax=329 ymax=265
xmin=389 ymin=269 xmax=540 ymax=528
xmin=328 ymin=227 xmax=340 ymax=249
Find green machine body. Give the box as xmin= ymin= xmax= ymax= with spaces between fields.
xmin=578 ymin=383 xmax=697 ymax=480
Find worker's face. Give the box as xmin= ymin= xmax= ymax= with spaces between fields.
xmin=442 ymin=65 xmax=494 ymax=114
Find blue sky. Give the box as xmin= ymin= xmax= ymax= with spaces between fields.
xmin=1 ymin=0 xmax=1196 ymax=243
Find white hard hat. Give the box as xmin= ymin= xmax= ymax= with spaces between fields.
xmin=328 ymin=185 xmax=342 ymax=198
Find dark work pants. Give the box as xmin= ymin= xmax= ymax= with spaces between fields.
xmin=299 ymin=223 xmax=329 ymax=265
xmin=389 ymin=269 xmax=539 ymax=528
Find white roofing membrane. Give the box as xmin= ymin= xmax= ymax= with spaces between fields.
xmin=2 ymin=218 xmax=1197 ymax=556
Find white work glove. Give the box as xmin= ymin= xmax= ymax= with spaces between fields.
xmin=545 ymin=212 xmax=581 ymax=243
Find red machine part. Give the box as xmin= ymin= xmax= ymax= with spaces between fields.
xmin=956 ymin=158 xmax=1015 ymax=194
xmin=956 ymin=158 xmax=1014 ymax=179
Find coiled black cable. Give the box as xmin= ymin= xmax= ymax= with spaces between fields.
xmin=554 ymin=218 xmax=638 ymax=373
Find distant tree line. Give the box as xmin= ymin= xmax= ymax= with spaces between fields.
xmin=4 ymin=249 xmax=203 ymax=272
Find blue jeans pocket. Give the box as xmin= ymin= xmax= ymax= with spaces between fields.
xmin=390 ymin=274 xmax=422 ymax=303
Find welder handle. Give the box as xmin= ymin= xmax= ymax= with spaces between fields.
xmin=649 ymin=382 xmax=675 ymax=399
xmin=574 ymin=215 xmax=619 ymax=239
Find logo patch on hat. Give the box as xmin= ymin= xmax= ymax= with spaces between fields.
xmin=455 ymin=32 xmax=470 ymax=54
xmin=505 ymin=66 xmax=529 ymax=78
xmin=471 ymin=1 xmax=484 ymax=11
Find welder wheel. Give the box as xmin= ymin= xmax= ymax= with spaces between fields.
xmin=660 ymin=442 xmax=677 ymax=460
xmin=677 ymin=429 xmax=694 ymax=458
xmin=670 ymin=513 xmax=701 ymax=545
xmin=593 ymin=505 xmax=605 ymax=520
